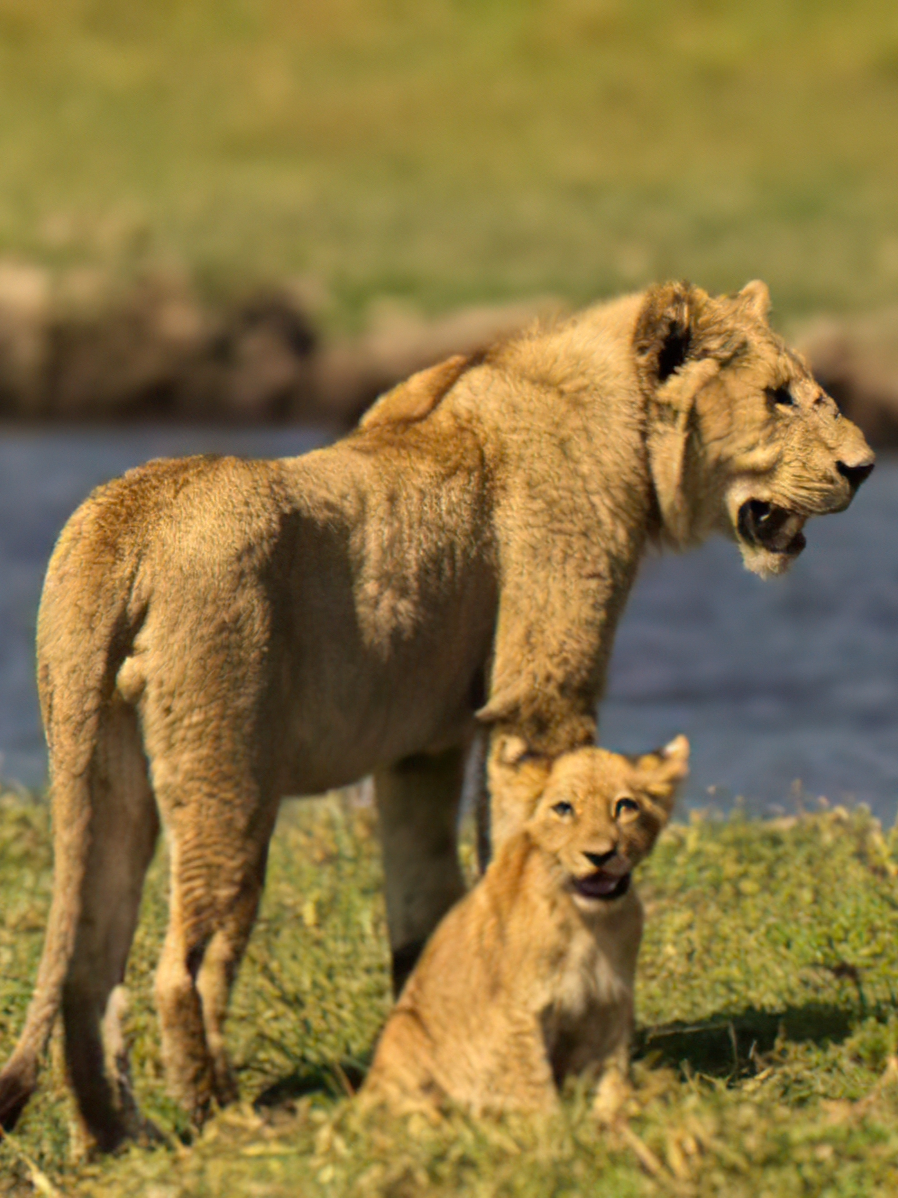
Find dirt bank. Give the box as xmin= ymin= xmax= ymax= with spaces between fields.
xmin=0 ymin=262 xmax=561 ymax=429
xmin=0 ymin=260 xmax=894 ymax=445
xmin=793 ymin=310 xmax=898 ymax=449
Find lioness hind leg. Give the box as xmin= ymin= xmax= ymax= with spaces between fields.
xmin=61 ymin=702 xmax=160 ymax=1152
xmin=194 ymin=850 xmax=274 ymax=1105
xmin=374 ymin=745 xmax=467 ymax=995
xmin=154 ymin=782 xmax=276 ymax=1124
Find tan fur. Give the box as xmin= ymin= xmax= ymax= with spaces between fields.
xmin=362 ymin=737 xmax=688 ymax=1115
xmin=0 ymin=281 xmax=873 ymax=1148
xmin=358 ymin=353 xmax=473 ymax=428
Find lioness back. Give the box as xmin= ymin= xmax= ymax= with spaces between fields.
xmin=361 ymin=737 xmax=689 ymax=1114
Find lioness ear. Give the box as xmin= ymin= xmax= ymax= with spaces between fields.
xmin=646 ymin=357 xmax=720 ymax=544
xmin=636 ymin=284 xmax=719 ymax=544
xmin=633 ymin=281 xmax=702 ymax=391
xmin=736 ymin=279 xmax=771 ymax=321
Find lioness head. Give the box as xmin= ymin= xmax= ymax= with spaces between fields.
xmin=526 ymin=736 xmax=689 ymax=910
xmin=635 ymin=281 xmax=875 ymax=578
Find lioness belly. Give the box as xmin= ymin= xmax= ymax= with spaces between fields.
xmin=126 ymin=571 xmax=491 ymax=800
xmin=276 ymin=631 xmax=489 ymax=793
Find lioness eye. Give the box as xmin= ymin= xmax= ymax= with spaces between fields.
xmin=766 ymin=386 xmax=795 ymax=407
xmin=552 ymin=800 xmax=574 ymax=817
xmin=614 ymin=797 xmax=639 ymax=819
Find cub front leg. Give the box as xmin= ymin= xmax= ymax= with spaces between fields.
xmin=374 ymin=746 xmax=467 ymax=994
xmin=592 ymin=1041 xmax=633 ymax=1125
xmin=478 ymin=1013 xmax=561 ymax=1114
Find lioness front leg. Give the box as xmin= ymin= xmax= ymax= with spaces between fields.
xmin=374 ymin=746 xmax=467 ymax=994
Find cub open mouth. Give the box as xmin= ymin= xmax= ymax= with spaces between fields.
xmin=737 ymin=500 xmax=807 ymax=556
xmin=572 ymin=871 xmax=631 ymax=901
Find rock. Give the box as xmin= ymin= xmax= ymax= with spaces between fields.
xmin=795 ymin=310 xmax=898 ymax=448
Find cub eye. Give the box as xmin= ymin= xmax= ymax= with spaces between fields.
xmin=614 ymin=797 xmax=640 ymax=819
xmin=766 ymin=386 xmax=795 ymax=407
xmin=552 ymin=800 xmax=574 ymax=818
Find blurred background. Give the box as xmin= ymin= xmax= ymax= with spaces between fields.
xmin=2 ymin=0 xmax=898 ymax=817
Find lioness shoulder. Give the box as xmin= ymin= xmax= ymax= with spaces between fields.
xmin=361 ymin=736 xmax=690 ymax=1115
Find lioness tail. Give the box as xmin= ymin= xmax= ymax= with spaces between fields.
xmin=0 ymin=492 xmax=139 ymax=1134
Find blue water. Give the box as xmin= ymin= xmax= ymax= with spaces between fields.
xmin=2 ymin=427 xmax=896 ymax=822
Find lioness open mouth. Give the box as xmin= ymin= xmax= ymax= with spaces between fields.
xmin=737 ymin=500 xmax=807 ymax=557
xmin=572 ymin=871 xmax=631 ymax=901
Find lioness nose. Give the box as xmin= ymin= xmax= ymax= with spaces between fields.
xmin=837 ymin=460 xmax=874 ymax=491
xmin=584 ymin=849 xmax=615 ymax=868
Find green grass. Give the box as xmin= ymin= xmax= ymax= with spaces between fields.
xmin=4 ymin=789 xmax=898 ymax=1195
xmin=2 ymin=0 xmax=898 ymax=328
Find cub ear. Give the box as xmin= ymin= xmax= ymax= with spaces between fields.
xmin=486 ymin=734 xmax=555 ymax=836
xmin=493 ymin=734 xmax=548 ymax=769
xmin=658 ymin=734 xmax=690 ymax=779
xmin=633 ymin=281 xmax=703 ymax=390
xmin=634 ymin=734 xmax=690 ymax=811
xmin=736 ymin=279 xmax=771 ymax=321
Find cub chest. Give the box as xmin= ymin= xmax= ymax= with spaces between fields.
xmin=538 ymin=920 xmax=635 ymax=1084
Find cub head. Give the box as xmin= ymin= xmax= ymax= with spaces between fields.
xmin=526 ymin=735 xmax=689 ymax=910
xmin=635 ymin=281 xmax=875 ymax=578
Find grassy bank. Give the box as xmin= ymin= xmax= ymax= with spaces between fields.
xmin=3 ymin=789 xmax=898 ymax=1195
xmin=1 ymin=1 xmax=898 ymax=328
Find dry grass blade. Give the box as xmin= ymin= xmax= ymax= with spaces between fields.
xmin=1 ymin=1132 xmax=66 ymax=1198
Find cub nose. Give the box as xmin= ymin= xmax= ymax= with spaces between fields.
xmin=584 ymin=849 xmax=615 ymax=868
xmin=837 ymin=460 xmax=874 ymax=491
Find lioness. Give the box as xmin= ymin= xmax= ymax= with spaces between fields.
xmin=0 ymin=281 xmax=873 ymax=1149
xmin=361 ymin=736 xmax=688 ymax=1115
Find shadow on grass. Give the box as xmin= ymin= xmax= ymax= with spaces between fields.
xmin=251 ymin=1002 xmax=895 ymax=1109
xmin=634 ymin=1002 xmax=869 ymax=1079
xmin=253 ymin=1060 xmax=369 ymax=1108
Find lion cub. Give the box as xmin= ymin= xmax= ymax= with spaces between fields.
xmin=361 ymin=736 xmax=689 ymax=1115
